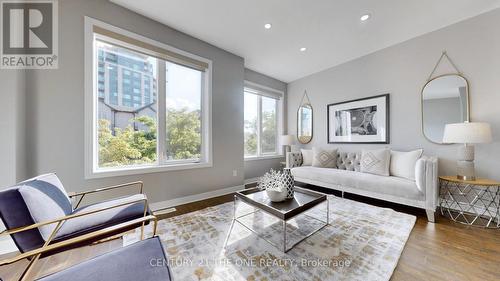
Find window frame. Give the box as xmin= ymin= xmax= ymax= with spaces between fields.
xmin=243 ymin=83 xmax=284 ymax=161
xmin=84 ymin=17 xmax=212 ymax=179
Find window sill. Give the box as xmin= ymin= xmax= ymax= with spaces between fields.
xmin=86 ymin=161 xmax=212 ymax=179
xmin=244 ymin=155 xmax=284 ymax=162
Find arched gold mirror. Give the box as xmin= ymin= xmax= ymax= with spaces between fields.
xmin=422 ymin=74 xmax=470 ymax=144
xmin=297 ymin=91 xmax=313 ymax=144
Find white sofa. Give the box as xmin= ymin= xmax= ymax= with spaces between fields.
xmin=286 ymin=151 xmax=439 ymax=222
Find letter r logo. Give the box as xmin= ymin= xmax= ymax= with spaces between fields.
xmin=2 ymin=1 xmax=53 ymax=54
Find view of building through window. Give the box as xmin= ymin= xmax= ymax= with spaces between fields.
xmin=96 ymin=40 xmax=159 ymax=168
xmin=95 ymin=39 xmax=203 ymax=169
xmin=244 ymin=90 xmax=278 ymax=158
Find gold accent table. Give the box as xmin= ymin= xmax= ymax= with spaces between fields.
xmin=439 ymin=176 xmax=500 ymax=228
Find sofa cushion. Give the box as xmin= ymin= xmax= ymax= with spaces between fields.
xmin=312 ymin=148 xmax=337 ymax=168
xmin=390 ymin=149 xmax=423 ymax=180
xmin=291 ymin=166 xmax=423 ymax=200
xmin=37 ymin=236 xmax=172 ymax=281
xmin=54 ymin=194 xmax=147 ymax=239
xmin=360 ymin=149 xmax=390 ymax=176
xmin=336 ymin=152 xmax=361 ymax=171
xmin=18 ymin=174 xmax=73 ymax=241
xmin=301 ymin=149 xmax=313 ymax=166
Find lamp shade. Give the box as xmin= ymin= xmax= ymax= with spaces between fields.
xmin=280 ymin=135 xmax=295 ymax=146
xmin=442 ymin=122 xmax=492 ymax=144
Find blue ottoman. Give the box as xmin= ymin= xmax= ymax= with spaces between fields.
xmin=37 ymin=237 xmax=172 ymax=281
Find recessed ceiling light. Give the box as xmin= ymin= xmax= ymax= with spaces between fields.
xmin=264 ymin=23 xmax=272 ymax=29
xmin=360 ymin=13 xmax=371 ymax=22
xmin=300 ymin=47 xmax=307 ymax=52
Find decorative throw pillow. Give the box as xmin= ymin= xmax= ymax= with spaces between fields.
xmin=18 ymin=174 xmax=73 ymax=241
xmin=390 ymin=149 xmax=423 ymax=180
xmin=360 ymin=149 xmax=390 ymax=176
xmin=312 ymin=148 xmax=337 ymax=168
xmin=301 ymin=149 xmax=313 ymax=166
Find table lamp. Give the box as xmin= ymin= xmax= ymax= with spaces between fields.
xmin=280 ymin=135 xmax=295 ymax=153
xmin=442 ymin=122 xmax=492 ymax=181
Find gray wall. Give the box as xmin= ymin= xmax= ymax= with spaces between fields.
xmin=0 ymin=70 xmax=26 ymax=187
xmin=287 ymin=8 xmax=500 ymax=180
xmin=243 ymin=68 xmax=287 ymax=180
xmin=22 ymin=0 xmax=245 ymax=204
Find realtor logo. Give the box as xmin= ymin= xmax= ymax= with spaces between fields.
xmin=1 ymin=0 xmax=58 ymax=69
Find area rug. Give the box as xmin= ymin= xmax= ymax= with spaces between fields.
xmin=124 ymin=195 xmax=416 ymax=281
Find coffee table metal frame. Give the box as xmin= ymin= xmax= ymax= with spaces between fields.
xmin=224 ymin=187 xmax=329 ymax=253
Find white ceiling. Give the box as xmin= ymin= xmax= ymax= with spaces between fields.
xmin=111 ymin=0 xmax=500 ymax=83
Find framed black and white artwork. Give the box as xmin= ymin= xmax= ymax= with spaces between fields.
xmin=327 ymin=94 xmax=390 ymax=144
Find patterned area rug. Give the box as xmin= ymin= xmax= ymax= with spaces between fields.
xmin=124 ymin=195 xmax=416 ymax=281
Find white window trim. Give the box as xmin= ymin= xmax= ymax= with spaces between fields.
xmin=84 ymin=17 xmax=212 ymax=179
xmin=243 ymin=82 xmax=284 ymax=161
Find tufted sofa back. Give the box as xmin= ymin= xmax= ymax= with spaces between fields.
xmin=286 ymin=150 xmax=363 ymax=171
xmin=336 ymin=152 xmax=361 ymax=172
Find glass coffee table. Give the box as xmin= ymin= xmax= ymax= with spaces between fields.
xmin=224 ymin=187 xmax=329 ymax=253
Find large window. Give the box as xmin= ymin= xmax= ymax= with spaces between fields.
xmin=85 ymin=19 xmax=211 ymax=178
xmin=244 ymin=85 xmax=282 ymax=159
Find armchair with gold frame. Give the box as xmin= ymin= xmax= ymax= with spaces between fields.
xmin=0 ymin=173 xmax=157 ymax=280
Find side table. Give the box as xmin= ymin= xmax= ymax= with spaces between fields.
xmin=439 ymin=176 xmax=500 ymax=228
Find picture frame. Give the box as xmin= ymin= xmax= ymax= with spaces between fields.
xmin=327 ymin=94 xmax=390 ymax=144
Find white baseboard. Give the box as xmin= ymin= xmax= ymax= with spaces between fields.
xmin=244 ymin=177 xmax=261 ymax=185
xmin=150 ymin=184 xmax=244 ymax=211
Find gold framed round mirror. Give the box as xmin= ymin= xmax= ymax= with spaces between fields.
xmin=421 ymin=74 xmax=470 ymax=144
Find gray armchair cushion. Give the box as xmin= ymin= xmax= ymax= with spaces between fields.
xmin=18 ymin=174 xmax=73 ymax=240
xmin=37 ymin=237 xmax=172 ymax=281
xmin=54 ymin=194 xmax=147 ymax=240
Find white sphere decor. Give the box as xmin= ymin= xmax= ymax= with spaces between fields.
xmin=266 ymin=189 xmax=287 ymax=202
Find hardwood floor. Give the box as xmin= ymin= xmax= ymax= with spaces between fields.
xmin=1 ymin=187 xmax=498 ymax=281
